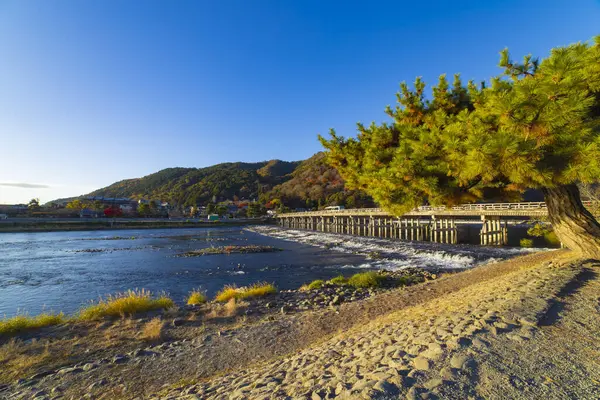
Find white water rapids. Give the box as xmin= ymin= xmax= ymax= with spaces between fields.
xmin=247 ymin=225 xmax=546 ymax=271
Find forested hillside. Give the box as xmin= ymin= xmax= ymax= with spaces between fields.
xmin=81 ymin=154 xmax=373 ymax=209
xmin=87 ymin=161 xmax=300 ymax=207
xmin=261 ymin=153 xmax=374 ymax=209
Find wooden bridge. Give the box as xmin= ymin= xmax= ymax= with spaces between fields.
xmin=276 ymin=201 xmax=599 ymax=246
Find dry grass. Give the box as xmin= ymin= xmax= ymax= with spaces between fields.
xmin=186 ymin=290 xmax=207 ymax=305
xmin=206 ymin=298 xmax=248 ymax=319
xmin=0 ymin=338 xmax=54 ymax=382
xmin=223 ymin=298 xmax=239 ymax=316
xmin=141 ymin=317 xmax=164 ymax=341
xmin=0 ymin=312 xmax=65 ymax=336
xmin=78 ymin=289 xmax=174 ymax=321
xmin=162 ymin=306 xmax=180 ymax=319
xmin=215 ymin=282 xmax=276 ymax=302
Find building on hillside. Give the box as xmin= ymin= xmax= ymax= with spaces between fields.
xmin=196 ymin=206 xmax=207 ymax=216
xmin=79 ymin=208 xmax=101 ymax=218
xmin=83 ymin=197 xmax=136 ymax=209
xmin=227 ymin=204 xmax=239 ymax=215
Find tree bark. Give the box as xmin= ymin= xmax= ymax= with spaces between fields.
xmin=542 ymin=184 xmax=600 ymax=259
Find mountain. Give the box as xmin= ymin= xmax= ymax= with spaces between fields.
xmin=86 ymin=160 xmax=301 ymax=207
xmin=261 ymin=153 xmax=375 ymax=209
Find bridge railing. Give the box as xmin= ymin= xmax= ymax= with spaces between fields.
xmin=277 ymin=200 xmax=599 ymax=217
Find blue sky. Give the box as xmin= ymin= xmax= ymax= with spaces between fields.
xmin=0 ymin=0 xmax=599 ymax=203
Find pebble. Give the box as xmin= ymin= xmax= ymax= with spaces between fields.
xmin=56 ymin=367 xmax=83 ymax=375
xmin=112 ymin=355 xmax=129 ymax=364
xmin=413 ymin=357 xmax=432 ymax=371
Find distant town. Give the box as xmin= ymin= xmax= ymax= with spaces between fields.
xmin=0 ymin=196 xmax=278 ymax=220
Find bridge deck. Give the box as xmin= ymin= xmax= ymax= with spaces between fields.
xmin=277 ymin=201 xmax=598 ymax=218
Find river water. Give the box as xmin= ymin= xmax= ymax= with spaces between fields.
xmin=0 ymin=226 xmax=541 ymax=317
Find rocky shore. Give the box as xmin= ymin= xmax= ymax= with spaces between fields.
xmin=236 ymin=269 xmax=440 ymax=315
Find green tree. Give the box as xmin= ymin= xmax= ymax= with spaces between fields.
xmin=28 ymin=198 xmax=40 ymax=212
xmin=206 ymin=202 xmax=216 ymax=215
xmin=215 ymin=204 xmax=228 ymax=217
xmin=137 ymin=203 xmax=151 ymax=217
xmin=92 ymin=200 xmax=103 ymax=211
xmin=320 ymin=36 xmax=600 ymax=258
xmin=66 ymin=199 xmax=90 ymax=211
xmin=247 ymin=202 xmax=266 ymax=217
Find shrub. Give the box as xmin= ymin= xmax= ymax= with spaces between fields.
xmin=214 ymin=282 xmax=276 ymax=302
xmin=0 ymin=313 xmax=65 ymax=336
xmin=544 ymin=231 xmax=561 ymax=246
xmin=329 ymin=275 xmax=347 ymax=286
xmin=348 ymin=271 xmax=385 ymax=288
xmin=527 ymin=223 xmax=549 ymax=237
xmin=395 ymin=274 xmax=425 ymax=287
xmin=186 ymin=290 xmax=207 ymax=305
xmin=520 ymin=238 xmax=534 ymax=248
xmin=307 ymin=280 xmax=325 ymax=290
xmin=78 ymin=289 xmax=175 ymax=321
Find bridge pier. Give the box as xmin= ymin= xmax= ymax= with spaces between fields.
xmin=428 ymin=216 xmax=457 ymax=244
xmin=480 ymin=216 xmax=507 ymax=245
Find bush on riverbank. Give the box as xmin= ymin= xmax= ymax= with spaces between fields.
xmin=307 ymin=280 xmax=325 ymax=290
xmin=215 ymin=282 xmax=277 ymax=302
xmin=329 ymin=275 xmax=347 ymax=286
xmin=0 ymin=312 xmax=65 ymax=336
xmin=348 ymin=271 xmax=385 ymax=288
xmin=303 ymin=272 xmax=385 ymax=291
xmin=78 ymin=289 xmax=174 ymax=321
xmin=520 ymin=238 xmax=534 ymax=248
xmin=186 ymin=290 xmax=207 ymax=305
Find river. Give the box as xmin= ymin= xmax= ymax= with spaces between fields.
xmin=0 ymin=226 xmax=541 ymax=317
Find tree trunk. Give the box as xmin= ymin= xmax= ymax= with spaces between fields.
xmin=542 ymin=184 xmax=600 ymax=259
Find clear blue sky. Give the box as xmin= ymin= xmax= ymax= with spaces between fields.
xmin=1 ymin=0 xmax=599 ymax=203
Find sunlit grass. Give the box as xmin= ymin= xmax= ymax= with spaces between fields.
xmin=78 ymin=289 xmax=174 ymax=321
xmin=329 ymin=275 xmax=347 ymax=286
xmin=520 ymin=238 xmax=534 ymax=248
xmin=186 ymin=290 xmax=207 ymax=305
xmin=348 ymin=271 xmax=385 ymax=288
xmin=215 ymin=285 xmax=239 ymax=303
xmin=0 ymin=313 xmax=65 ymax=336
xmin=307 ymin=279 xmax=325 ymax=290
xmin=215 ymin=282 xmax=276 ymax=302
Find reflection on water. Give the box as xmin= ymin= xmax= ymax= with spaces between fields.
xmin=0 ymin=226 xmax=545 ymax=317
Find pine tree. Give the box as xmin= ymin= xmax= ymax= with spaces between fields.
xmin=320 ymin=36 xmax=600 ymax=258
